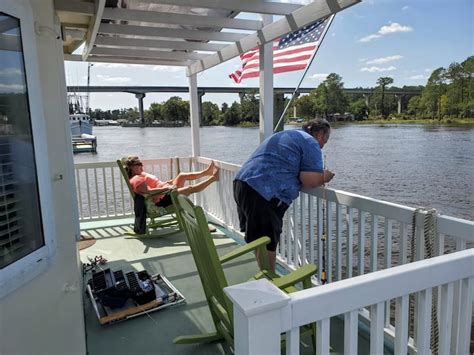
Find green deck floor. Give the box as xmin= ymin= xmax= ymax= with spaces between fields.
xmin=79 ymin=218 xmax=380 ymax=355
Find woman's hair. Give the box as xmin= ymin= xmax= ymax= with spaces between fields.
xmin=302 ymin=118 xmax=331 ymax=138
xmin=124 ymin=156 xmax=142 ymax=178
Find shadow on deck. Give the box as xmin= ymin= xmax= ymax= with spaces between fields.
xmin=79 ymin=218 xmax=375 ymax=355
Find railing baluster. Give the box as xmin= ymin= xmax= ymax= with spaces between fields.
xmin=336 ymin=202 xmax=342 ymax=281
xmin=344 ymin=310 xmax=358 ymax=355
xmin=111 ymin=167 xmax=117 ymax=217
xmin=326 ymin=201 xmax=333 ymax=283
xmin=285 ymin=327 xmax=300 ymax=355
xmin=317 ymin=197 xmax=323 ymax=282
xmin=358 ymin=210 xmax=365 ymax=275
xmin=347 ymin=207 xmax=354 ymax=279
xmin=384 ymin=218 xmax=392 ymax=326
xmin=370 ymin=214 xmax=378 ymax=272
xmin=316 ymin=318 xmax=330 ymax=355
xmin=76 ymin=169 xmax=84 ymax=219
xmin=102 ymin=167 xmax=109 ymax=218
xmin=93 ymin=168 xmax=100 ymax=218
xmin=394 ymin=295 xmax=408 ymax=354
xmin=400 ymin=222 xmax=408 ymax=265
xmin=85 ymin=169 xmax=92 ymax=219
xmin=370 ymin=302 xmax=384 ymax=355
xmin=293 ymin=202 xmax=298 ymax=266
xmin=415 ymin=288 xmax=432 ymax=354
xmin=457 ymin=277 xmax=473 ymax=354
xmin=450 ymin=239 xmax=466 ymax=353
xmin=308 ymin=195 xmax=315 ymax=265
xmin=438 ymin=282 xmax=454 ymax=355
xmin=300 ymin=193 xmax=307 ymax=265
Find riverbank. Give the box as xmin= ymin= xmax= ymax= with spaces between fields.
xmin=354 ymin=117 xmax=474 ymax=125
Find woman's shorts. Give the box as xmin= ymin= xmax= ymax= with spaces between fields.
xmin=233 ymin=180 xmax=289 ymax=252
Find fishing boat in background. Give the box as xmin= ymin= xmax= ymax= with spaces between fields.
xmin=68 ymin=98 xmax=97 ymax=153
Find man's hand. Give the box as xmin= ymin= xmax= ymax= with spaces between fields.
xmin=324 ymin=169 xmax=335 ymax=183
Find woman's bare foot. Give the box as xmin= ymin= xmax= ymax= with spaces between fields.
xmin=203 ymin=160 xmax=215 ymax=176
xmin=212 ymin=164 xmax=219 ymax=181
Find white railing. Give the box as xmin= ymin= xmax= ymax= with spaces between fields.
xmin=224 ymin=249 xmax=474 ymax=355
xmin=74 ymin=157 xmax=474 ymax=351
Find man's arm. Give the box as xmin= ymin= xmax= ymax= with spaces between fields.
xmin=299 ymin=170 xmax=335 ymax=188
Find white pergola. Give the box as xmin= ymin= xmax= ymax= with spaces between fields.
xmin=55 ymin=0 xmax=359 ymax=152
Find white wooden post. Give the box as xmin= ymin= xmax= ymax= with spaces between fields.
xmin=259 ymin=14 xmax=273 ymax=142
xmin=188 ymin=73 xmax=200 ymax=157
xmin=224 ymin=279 xmax=290 ymax=355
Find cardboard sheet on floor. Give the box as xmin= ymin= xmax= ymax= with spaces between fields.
xmin=87 ymin=271 xmax=185 ymax=325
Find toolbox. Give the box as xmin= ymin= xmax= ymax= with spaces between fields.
xmin=86 ymin=268 xmax=185 ymax=325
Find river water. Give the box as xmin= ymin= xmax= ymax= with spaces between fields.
xmin=73 ymin=124 xmax=474 ymax=221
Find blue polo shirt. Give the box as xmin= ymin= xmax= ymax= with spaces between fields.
xmin=235 ymin=129 xmax=323 ymax=205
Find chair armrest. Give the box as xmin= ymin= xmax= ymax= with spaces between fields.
xmin=271 ymin=264 xmax=317 ymax=289
xmin=219 ymin=237 xmax=270 ymax=264
xmin=144 ymin=188 xmax=173 ymax=198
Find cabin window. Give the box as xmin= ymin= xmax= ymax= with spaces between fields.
xmin=0 ymin=13 xmax=45 ymax=269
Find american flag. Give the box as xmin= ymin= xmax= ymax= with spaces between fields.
xmin=229 ymin=16 xmax=333 ymax=84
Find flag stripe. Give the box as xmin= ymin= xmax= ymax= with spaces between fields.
xmin=229 ymin=16 xmax=332 ymax=84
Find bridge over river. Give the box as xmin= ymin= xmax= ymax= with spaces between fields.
xmin=67 ymin=85 xmax=422 ymax=121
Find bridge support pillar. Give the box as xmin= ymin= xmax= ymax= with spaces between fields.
xmin=363 ymin=94 xmax=370 ymax=115
xmin=293 ymin=92 xmax=300 ymax=118
xmin=395 ymin=94 xmax=402 ymax=114
xmin=135 ymin=93 xmax=146 ymax=126
xmin=198 ymin=91 xmax=205 ymax=126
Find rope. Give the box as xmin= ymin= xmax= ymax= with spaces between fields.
xmin=410 ymin=207 xmax=439 ymax=354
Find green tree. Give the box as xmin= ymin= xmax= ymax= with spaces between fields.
xmin=222 ymin=101 xmax=242 ymax=126
xmin=161 ymin=96 xmax=190 ymax=123
xmin=201 ymin=101 xmax=220 ymax=126
xmin=240 ymin=91 xmax=259 ymax=123
xmin=407 ymin=96 xmax=421 ymax=117
xmin=313 ymin=73 xmax=348 ymax=117
xmin=376 ymin=76 xmax=394 ymax=118
xmin=348 ymin=99 xmax=367 ymax=120
xmin=420 ymin=68 xmax=446 ymax=118
xmin=295 ymin=94 xmax=316 ymax=119
xmin=146 ymin=102 xmax=163 ymax=123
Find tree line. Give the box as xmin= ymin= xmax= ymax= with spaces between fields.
xmin=87 ymin=55 xmax=473 ymax=125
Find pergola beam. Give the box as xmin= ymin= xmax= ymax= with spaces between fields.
xmin=94 ymin=36 xmax=225 ymax=52
xmin=82 ymin=0 xmax=105 ymax=60
xmin=64 ymin=54 xmax=191 ymax=66
xmin=142 ymin=0 xmax=303 ymax=16
xmin=89 ymin=47 xmax=207 ymax=61
xmin=187 ymin=0 xmax=361 ymax=76
xmin=102 ymin=8 xmax=262 ymax=31
xmin=54 ymin=0 xmax=95 ymax=16
xmin=99 ymin=23 xmax=246 ymax=42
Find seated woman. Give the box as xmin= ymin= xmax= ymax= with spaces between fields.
xmin=125 ymin=156 xmax=219 ymax=208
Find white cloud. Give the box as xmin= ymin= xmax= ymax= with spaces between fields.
xmin=379 ymin=23 xmax=413 ymax=35
xmin=408 ymin=74 xmax=426 ymax=80
xmin=95 ymin=74 xmax=131 ymax=83
xmin=402 ymin=5 xmax=409 ymax=10
xmin=360 ymin=66 xmax=397 ymax=73
xmin=151 ymin=66 xmax=183 ymax=72
xmin=359 ymin=34 xmax=381 ymax=42
xmin=359 ymin=22 xmax=413 ymax=42
xmin=310 ymin=73 xmax=329 ymax=81
xmin=424 ymin=68 xmax=432 ymax=72
xmin=366 ymin=55 xmax=403 ymax=65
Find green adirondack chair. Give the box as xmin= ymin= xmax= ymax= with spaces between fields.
xmin=170 ymin=190 xmax=317 ymax=350
xmin=116 ymin=159 xmax=181 ymax=237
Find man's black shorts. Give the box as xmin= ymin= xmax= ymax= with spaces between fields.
xmin=233 ymin=180 xmax=289 ymax=252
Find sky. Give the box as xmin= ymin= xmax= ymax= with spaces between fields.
xmin=64 ymin=0 xmax=474 ymax=111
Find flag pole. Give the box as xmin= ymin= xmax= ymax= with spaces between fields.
xmin=273 ymin=14 xmax=336 ymax=133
